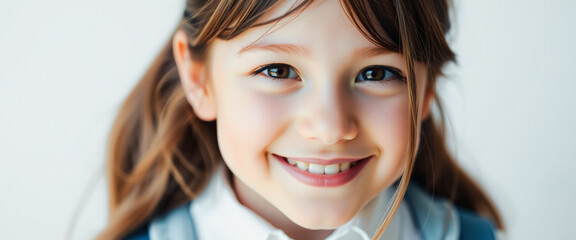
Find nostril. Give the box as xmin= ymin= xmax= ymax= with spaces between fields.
xmin=296 ymin=115 xmax=358 ymax=145
xmin=296 ymin=100 xmax=358 ymax=144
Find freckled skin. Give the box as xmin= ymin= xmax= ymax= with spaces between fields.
xmin=183 ymin=0 xmax=430 ymax=238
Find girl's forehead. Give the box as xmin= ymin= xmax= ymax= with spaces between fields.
xmin=228 ymin=0 xmax=384 ymax=56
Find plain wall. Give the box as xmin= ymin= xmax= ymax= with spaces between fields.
xmin=1 ymin=0 xmax=575 ymax=239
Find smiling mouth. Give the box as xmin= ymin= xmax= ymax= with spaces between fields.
xmin=273 ymin=154 xmax=371 ymax=187
xmin=282 ymin=157 xmax=362 ymax=175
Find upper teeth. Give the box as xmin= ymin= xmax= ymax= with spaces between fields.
xmin=287 ymin=158 xmax=356 ymax=175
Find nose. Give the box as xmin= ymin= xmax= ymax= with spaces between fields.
xmin=296 ymin=86 xmax=358 ymax=145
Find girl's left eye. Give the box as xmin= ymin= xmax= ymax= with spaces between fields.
xmin=253 ymin=64 xmax=300 ymax=80
xmin=355 ymin=66 xmax=405 ymax=83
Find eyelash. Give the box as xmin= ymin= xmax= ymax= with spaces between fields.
xmin=355 ymin=65 xmax=406 ymax=84
xmin=252 ymin=64 xmax=300 ymax=81
xmin=251 ymin=64 xmax=406 ymax=83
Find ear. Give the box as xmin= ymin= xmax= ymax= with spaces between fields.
xmin=421 ymin=85 xmax=435 ymax=120
xmin=173 ymin=30 xmax=217 ymax=121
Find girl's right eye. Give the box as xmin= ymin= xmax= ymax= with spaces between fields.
xmin=252 ymin=64 xmax=300 ymax=80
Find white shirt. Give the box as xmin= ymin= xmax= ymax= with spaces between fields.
xmin=190 ymin=166 xmax=419 ymax=240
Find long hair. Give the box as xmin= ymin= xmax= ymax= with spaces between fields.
xmin=98 ymin=0 xmax=503 ymax=239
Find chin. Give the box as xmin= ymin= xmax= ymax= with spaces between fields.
xmin=282 ymin=203 xmax=360 ymax=230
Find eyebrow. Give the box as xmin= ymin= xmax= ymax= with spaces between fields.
xmin=355 ymin=46 xmax=395 ymax=57
xmin=237 ymin=43 xmax=308 ymax=56
xmin=237 ymin=43 xmax=394 ymax=57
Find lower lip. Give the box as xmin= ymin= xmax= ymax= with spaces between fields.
xmin=274 ymin=155 xmax=370 ymax=188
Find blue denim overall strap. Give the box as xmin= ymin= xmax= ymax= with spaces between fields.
xmin=456 ymin=206 xmax=497 ymax=240
xmin=123 ymin=221 xmax=151 ymax=240
xmin=403 ymin=184 xmax=496 ymax=240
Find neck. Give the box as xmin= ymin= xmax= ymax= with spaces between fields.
xmin=231 ymin=175 xmax=334 ymax=240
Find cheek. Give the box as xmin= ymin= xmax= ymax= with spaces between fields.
xmin=214 ymin=82 xmax=291 ymax=178
xmin=360 ymin=94 xmax=410 ymax=184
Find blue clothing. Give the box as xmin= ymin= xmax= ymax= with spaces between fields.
xmin=124 ymin=184 xmax=495 ymax=240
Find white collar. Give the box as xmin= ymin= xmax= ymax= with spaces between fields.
xmin=190 ymin=166 xmax=418 ymax=240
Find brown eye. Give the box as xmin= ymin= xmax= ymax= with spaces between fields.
xmin=268 ymin=66 xmax=291 ymax=78
xmin=254 ymin=64 xmax=299 ymax=80
xmin=356 ymin=66 xmax=404 ymax=82
xmin=363 ymin=68 xmax=384 ymax=80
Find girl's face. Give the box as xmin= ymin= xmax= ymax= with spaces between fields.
xmin=199 ymin=0 xmax=428 ymax=229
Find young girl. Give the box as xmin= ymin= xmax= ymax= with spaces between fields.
xmin=99 ymin=0 xmax=504 ymax=239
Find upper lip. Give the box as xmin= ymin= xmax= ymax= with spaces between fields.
xmin=273 ymin=153 xmax=371 ymax=165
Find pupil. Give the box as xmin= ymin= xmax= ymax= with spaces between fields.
xmin=365 ymin=68 xmax=383 ymax=80
xmin=270 ymin=67 xmax=287 ymax=78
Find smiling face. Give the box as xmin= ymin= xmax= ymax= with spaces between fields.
xmin=180 ymin=0 xmax=429 ymax=231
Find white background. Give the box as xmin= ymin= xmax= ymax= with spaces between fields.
xmin=1 ymin=0 xmax=575 ymax=239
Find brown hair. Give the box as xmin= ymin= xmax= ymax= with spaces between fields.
xmin=98 ymin=0 xmax=503 ymax=239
